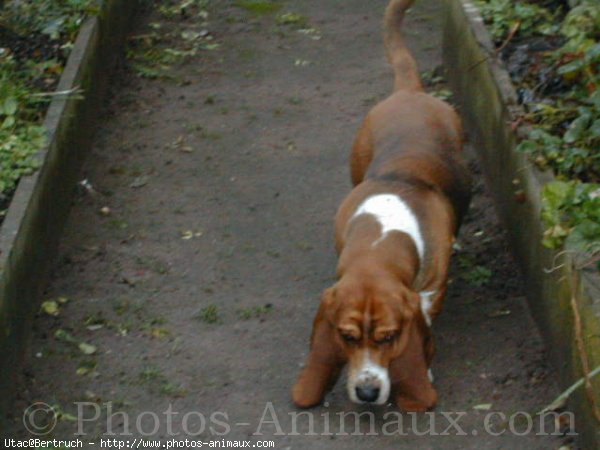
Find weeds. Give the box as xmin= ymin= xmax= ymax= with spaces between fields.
xmin=237 ymin=303 xmax=273 ymax=320
xmin=0 ymin=0 xmax=99 ymax=204
xmin=138 ymin=365 xmax=186 ymax=397
xmin=195 ymin=304 xmax=221 ymax=324
xmin=475 ymin=0 xmax=557 ymax=41
xmin=0 ymin=0 xmax=99 ymax=41
xmin=476 ymin=0 xmax=600 ymax=256
xmin=540 ymin=181 xmax=600 ymax=259
xmin=457 ymin=254 xmax=493 ymax=287
xmin=126 ymin=1 xmax=219 ymax=79
xmin=157 ymin=0 xmax=209 ymax=19
xmin=234 ymin=0 xmax=281 ymax=14
xmin=0 ymin=56 xmax=44 ymax=195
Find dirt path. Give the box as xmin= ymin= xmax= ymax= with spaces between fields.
xmin=5 ymin=0 xmax=576 ymax=448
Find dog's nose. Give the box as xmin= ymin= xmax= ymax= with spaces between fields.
xmin=355 ymin=385 xmax=380 ymax=403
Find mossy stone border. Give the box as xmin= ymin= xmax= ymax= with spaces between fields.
xmin=0 ymin=0 xmax=138 ymax=423
xmin=442 ymin=0 xmax=600 ymax=447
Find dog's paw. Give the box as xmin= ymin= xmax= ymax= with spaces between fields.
xmin=291 ymin=382 xmax=323 ymax=409
xmin=395 ymin=388 xmax=437 ymax=412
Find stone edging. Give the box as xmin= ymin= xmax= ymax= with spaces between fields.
xmin=442 ymin=0 xmax=600 ymax=447
xmin=0 ymin=0 xmax=138 ymax=422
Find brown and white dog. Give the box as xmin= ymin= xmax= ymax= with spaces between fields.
xmin=292 ymin=0 xmax=471 ymax=411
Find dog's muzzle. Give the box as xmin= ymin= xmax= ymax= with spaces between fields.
xmin=347 ymin=356 xmax=391 ymax=405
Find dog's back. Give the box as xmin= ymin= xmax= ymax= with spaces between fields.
xmin=350 ymin=0 xmax=471 ymax=228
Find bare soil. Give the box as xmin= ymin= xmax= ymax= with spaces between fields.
xmin=3 ymin=0 xmax=579 ymax=448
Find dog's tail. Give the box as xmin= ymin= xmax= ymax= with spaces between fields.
xmin=384 ymin=0 xmax=423 ymax=92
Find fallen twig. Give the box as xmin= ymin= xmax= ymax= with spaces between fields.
xmin=539 ymin=364 xmax=600 ymax=415
xmin=29 ymin=86 xmax=84 ymax=99
xmin=467 ymin=21 xmax=521 ymax=72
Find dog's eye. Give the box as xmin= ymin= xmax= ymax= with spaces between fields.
xmin=341 ymin=333 xmax=358 ymax=343
xmin=375 ymin=334 xmax=396 ymax=344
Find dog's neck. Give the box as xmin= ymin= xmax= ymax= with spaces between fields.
xmin=337 ymin=220 xmax=419 ymax=288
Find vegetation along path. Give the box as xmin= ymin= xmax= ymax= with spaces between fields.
xmin=5 ymin=0 xmax=578 ymax=448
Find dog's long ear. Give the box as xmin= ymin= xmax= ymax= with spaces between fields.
xmin=292 ymin=288 xmax=346 ymax=408
xmin=395 ymin=285 xmax=420 ymax=321
xmin=389 ymin=316 xmax=437 ymax=412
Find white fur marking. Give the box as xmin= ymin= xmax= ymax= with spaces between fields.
xmin=419 ymin=290 xmax=435 ymax=327
xmin=352 ymin=194 xmax=424 ymax=261
xmin=428 ymin=369 xmax=434 ymax=382
xmin=347 ymin=352 xmax=391 ymax=405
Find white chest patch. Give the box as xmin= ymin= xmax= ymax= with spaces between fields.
xmin=419 ymin=290 xmax=436 ymax=327
xmin=351 ymin=193 xmax=424 ymax=261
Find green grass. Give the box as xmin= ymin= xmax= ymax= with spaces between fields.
xmin=237 ymin=304 xmax=273 ymax=320
xmin=456 ymin=254 xmax=493 ymax=287
xmin=234 ymin=0 xmax=282 ymax=14
xmin=195 ymin=304 xmax=221 ymax=324
xmin=139 ymin=366 xmax=164 ymax=382
xmin=137 ymin=365 xmax=186 ymax=397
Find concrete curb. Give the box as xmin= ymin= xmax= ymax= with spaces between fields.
xmin=0 ymin=0 xmax=138 ymax=422
xmin=442 ymin=0 xmax=600 ymax=447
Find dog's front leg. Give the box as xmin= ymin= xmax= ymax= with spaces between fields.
xmin=292 ymin=309 xmax=345 ymax=408
xmin=292 ymin=350 xmax=344 ymax=408
xmin=389 ymin=321 xmax=437 ymax=411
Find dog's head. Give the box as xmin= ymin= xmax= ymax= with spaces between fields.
xmin=292 ymin=273 xmax=437 ymax=410
xmin=294 ymin=277 xmax=437 ymax=410
xmin=317 ymin=275 xmax=435 ymax=407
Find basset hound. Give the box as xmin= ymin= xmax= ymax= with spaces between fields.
xmin=292 ymin=0 xmax=472 ymax=411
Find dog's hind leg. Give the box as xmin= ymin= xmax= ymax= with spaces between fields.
xmin=350 ymin=118 xmax=375 ymax=186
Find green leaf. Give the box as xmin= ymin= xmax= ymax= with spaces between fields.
xmin=78 ymin=342 xmax=97 ymax=355
xmin=585 ymin=43 xmax=600 ymax=61
xmin=542 ymin=181 xmax=573 ymax=212
xmin=2 ymin=116 xmax=15 ymax=129
xmin=40 ymin=300 xmax=59 ymax=316
xmin=54 ymin=329 xmax=77 ymax=344
xmin=473 ymin=403 xmax=493 ymax=411
xmin=3 ymin=98 xmax=18 ymax=116
xmin=586 ymin=91 xmax=600 ymax=109
xmin=557 ymin=59 xmax=585 ymax=76
xmin=41 ymin=17 xmax=66 ymax=39
xmin=516 ymin=140 xmax=538 ymax=153
xmin=564 ymin=110 xmax=592 ymax=143
xmin=543 ymin=224 xmax=570 ymax=248
xmin=529 ymin=128 xmax=562 ymax=148
xmin=565 ymin=221 xmax=600 ymax=253
xmin=463 ymin=266 xmax=492 ymax=287
xmin=589 ymin=119 xmax=600 ymax=138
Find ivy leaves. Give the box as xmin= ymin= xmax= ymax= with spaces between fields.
xmin=517 ymin=93 xmax=600 ymax=182
xmin=541 ymin=181 xmax=600 ymax=257
xmin=475 ymin=0 xmax=557 ymax=41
